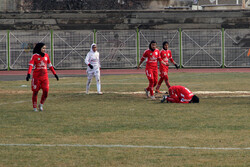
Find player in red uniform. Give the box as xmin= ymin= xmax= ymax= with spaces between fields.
xmin=137 ymin=40 xmax=168 ymax=100
xmin=155 ymin=41 xmax=179 ymax=94
xmin=161 ymin=85 xmax=199 ymax=103
xmin=26 ymin=43 xmax=59 ymax=112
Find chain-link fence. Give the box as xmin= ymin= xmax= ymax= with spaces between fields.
xmin=0 ymin=31 xmax=7 ymax=70
xmin=182 ymin=30 xmax=222 ymax=67
xmin=139 ymin=30 xmax=180 ymax=67
xmin=1 ymin=29 xmax=250 ymax=70
xmin=225 ymin=29 xmax=250 ymax=67
xmin=9 ymin=31 xmax=51 ymax=70
xmin=53 ymin=30 xmax=94 ymax=69
xmin=97 ymin=30 xmax=137 ymax=68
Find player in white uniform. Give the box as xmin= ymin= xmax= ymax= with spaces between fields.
xmin=85 ymin=43 xmax=103 ymax=95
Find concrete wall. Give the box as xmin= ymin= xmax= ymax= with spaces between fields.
xmin=0 ymin=10 xmax=250 ymax=30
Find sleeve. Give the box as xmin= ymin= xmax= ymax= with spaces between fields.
xmin=27 ymin=55 xmax=35 ymax=74
xmin=169 ymin=51 xmax=174 ymax=63
xmin=141 ymin=50 xmax=147 ymax=61
xmin=85 ymin=52 xmax=90 ymax=65
xmin=47 ymin=56 xmax=56 ymax=75
xmin=158 ymin=51 xmax=162 ymax=62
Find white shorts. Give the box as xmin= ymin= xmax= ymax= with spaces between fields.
xmin=87 ymin=68 xmax=100 ymax=80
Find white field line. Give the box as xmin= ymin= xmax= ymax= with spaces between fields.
xmin=0 ymin=143 xmax=249 ymax=150
xmin=1 ymin=91 xmax=250 ymax=106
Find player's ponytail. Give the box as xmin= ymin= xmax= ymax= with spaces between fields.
xmin=33 ymin=43 xmax=45 ymax=57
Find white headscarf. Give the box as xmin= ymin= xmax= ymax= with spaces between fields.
xmin=90 ymin=43 xmax=97 ymax=52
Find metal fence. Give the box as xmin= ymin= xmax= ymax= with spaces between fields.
xmin=139 ymin=30 xmax=180 ymax=67
xmin=9 ymin=30 xmax=51 ymax=70
xmin=182 ymin=30 xmax=222 ymax=67
xmin=0 ymin=29 xmax=250 ymax=70
xmin=0 ymin=31 xmax=7 ymax=70
xmin=224 ymin=29 xmax=250 ymax=67
xmin=53 ymin=30 xmax=94 ymax=69
xmin=97 ymin=30 xmax=137 ymax=68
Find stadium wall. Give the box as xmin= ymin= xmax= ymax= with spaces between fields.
xmin=0 ymin=10 xmax=250 ymax=30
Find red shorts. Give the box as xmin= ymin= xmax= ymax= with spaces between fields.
xmin=160 ymin=70 xmax=169 ymax=78
xmin=145 ymin=68 xmax=158 ymax=82
xmin=31 ymin=77 xmax=49 ymax=92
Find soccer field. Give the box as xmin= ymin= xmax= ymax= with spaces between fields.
xmin=0 ymin=72 xmax=250 ymax=166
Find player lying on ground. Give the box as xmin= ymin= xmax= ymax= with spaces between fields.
xmin=161 ymin=85 xmax=199 ymax=103
xmin=137 ymin=40 xmax=169 ymax=100
xmin=26 ymin=43 xmax=59 ymax=112
xmin=85 ymin=43 xmax=103 ymax=95
xmin=155 ymin=41 xmax=179 ymax=94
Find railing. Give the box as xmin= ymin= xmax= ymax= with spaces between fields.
xmin=0 ymin=28 xmax=250 ymax=70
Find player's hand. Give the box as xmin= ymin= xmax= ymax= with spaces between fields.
xmin=54 ymin=74 xmax=59 ymax=81
xmin=88 ymin=64 xmax=93 ymax=69
xmin=174 ymin=64 xmax=180 ymax=69
xmin=165 ymin=63 xmax=169 ymax=66
xmin=26 ymin=74 xmax=30 ymax=81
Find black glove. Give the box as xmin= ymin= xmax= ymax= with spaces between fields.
xmin=26 ymin=74 xmax=30 ymax=81
xmin=88 ymin=64 xmax=93 ymax=69
xmin=174 ymin=64 xmax=180 ymax=69
xmin=54 ymin=74 xmax=59 ymax=81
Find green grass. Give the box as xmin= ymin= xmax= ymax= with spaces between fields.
xmin=0 ymin=72 xmax=250 ymax=166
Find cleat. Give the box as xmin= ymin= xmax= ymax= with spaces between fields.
xmin=144 ymin=88 xmax=149 ymax=98
xmin=155 ymin=90 xmax=163 ymax=94
xmin=86 ymin=90 xmax=89 ymax=94
xmin=151 ymin=96 xmax=156 ymax=100
xmin=33 ymin=108 xmax=38 ymax=112
xmin=97 ymin=92 xmax=103 ymax=95
xmin=39 ymin=104 xmax=43 ymax=111
xmin=161 ymin=96 xmax=166 ymax=103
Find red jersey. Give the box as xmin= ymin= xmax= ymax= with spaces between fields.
xmin=167 ymin=85 xmax=194 ymax=103
xmin=159 ymin=49 xmax=174 ymax=71
xmin=28 ymin=53 xmax=55 ymax=78
xmin=141 ymin=49 xmax=162 ymax=69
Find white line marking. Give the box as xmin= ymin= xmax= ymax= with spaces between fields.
xmin=1 ymin=91 xmax=250 ymax=106
xmin=0 ymin=143 xmax=249 ymax=150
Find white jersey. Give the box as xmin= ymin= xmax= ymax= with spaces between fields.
xmin=85 ymin=43 xmax=100 ymax=71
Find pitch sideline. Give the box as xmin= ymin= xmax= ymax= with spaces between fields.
xmin=0 ymin=143 xmax=249 ymax=150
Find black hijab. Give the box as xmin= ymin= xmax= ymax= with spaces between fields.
xmin=33 ymin=43 xmax=45 ymax=57
xmin=149 ymin=40 xmax=157 ymax=51
xmin=162 ymin=41 xmax=169 ymax=50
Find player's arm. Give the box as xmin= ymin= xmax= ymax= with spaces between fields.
xmin=137 ymin=51 xmax=147 ymax=69
xmin=85 ymin=53 xmax=93 ymax=69
xmin=169 ymin=51 xmax=179 ymax=69
xmin=166 ymin=95 xmax=179 ymax=103
xmin=47 ymin=57 xmax=59 ymax=81
xmin=26 ymin=55 xmax=35 ymax=81
xmin=158 ymin=55 xmax=169 ymax=66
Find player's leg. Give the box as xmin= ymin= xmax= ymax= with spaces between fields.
xmin=145 ymin=69 xmax=155 ymax=99
xmin=155 ymin=72 xmax=164 ymax=93
xmin=32 ymin=91 xmax=39 ymax=111
xmin=164 ymin=74 xmax=171 ymax=89
xmin=86 ymin=70 xmax=94 ymax=94
xmin=95 ymin=69 xmax=102 ymax=94
xmin=39 ymin=78 xmax=49 ymax=111
xmin=31 ymin=78 xmax=40 ymax=112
